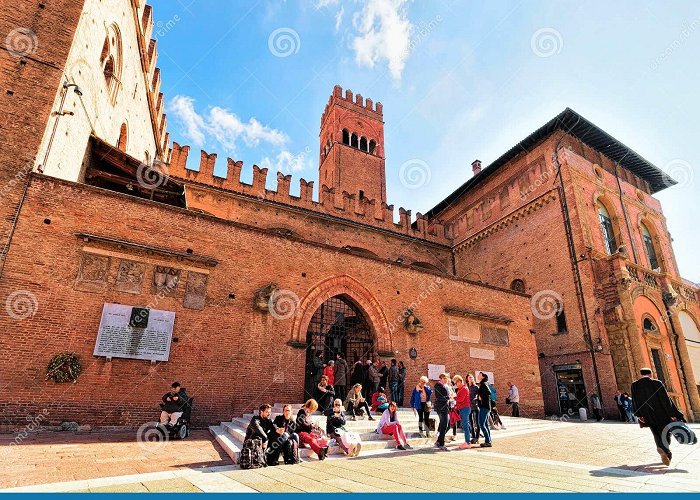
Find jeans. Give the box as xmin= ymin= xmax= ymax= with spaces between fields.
xmin=470 ymin=407 xmax=480 ymax=440
xmin=347 ymin=400 xmax=371 ymax=418
xmin=458 ymin=407 xmax=472 ymax=443
xmin=478 ymin=406 xmax=492 ymax=444
xmin=436 ymin=409 xmax=449 ymax=446
xmin=617 ymin=405 xmax=626 ymax=422
xmin=397 ymin=381 xmax=405 ymax=406
xmin=626 ymin=409 xmax=635 ymax=422
xmin=390 ymin=381 xmax=399 ymax=403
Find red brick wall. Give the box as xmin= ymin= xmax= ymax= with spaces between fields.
xmin=0 ymin=175 xmax=542 ymax=428
xmin=0 ymin=0 xmax=83 ymax=267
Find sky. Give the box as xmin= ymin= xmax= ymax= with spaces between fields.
xmin=149 ymin=0 xmax=700 ymax=283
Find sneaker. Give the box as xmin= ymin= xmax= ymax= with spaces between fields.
xmin=470 ymin=439 xmax=478 ymax=445
xmin=396 ymin=445 xmax=406 ymax=450
xmin=458 ymin=442 xmax=471 ymax=449
xmin=480 ymin=442 xmax=493 ymax=448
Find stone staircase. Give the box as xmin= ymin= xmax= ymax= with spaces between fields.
xmin=210 ymin=404 xmax=560 ymax=463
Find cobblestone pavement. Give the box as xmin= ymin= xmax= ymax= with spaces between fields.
xmin=2 ymin=419 xmax=699 ymax=492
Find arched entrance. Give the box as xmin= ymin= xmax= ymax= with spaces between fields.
xmin=304 ymin=294 xmax=374 ymax=398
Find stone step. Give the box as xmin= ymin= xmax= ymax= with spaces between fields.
xmin=209 ymin=425 xmax=240 ymax=463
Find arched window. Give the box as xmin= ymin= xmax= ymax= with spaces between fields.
xmin=641 ymin=222 xmax=660 ymax=271
xmin=510 ymin=279 xmax=526 ymax=293
xmin=117 ymin=123 xmax=128 ymax=151
xmin=342 ymin=129 xmax=349 ymax=145
xmin=369 ymin=140 xmax=377 ymax=154
xmin=597 ymin=201 xmax=618 ymax=255
xmin=643 ymin=317 xmax=657 ymax=332
xmin=350 ymin=133 xmax=358 ymax=148
xmin=359 ymin=137 xmax=368 ymax=151
xmin=100 ymin=24 xmax=123 ymax=105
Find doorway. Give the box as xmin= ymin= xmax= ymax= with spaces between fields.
xmin=304 ymin=294 xmax=374 ymax=399
xmin=554 ymin=363 xmax=588 ymax=417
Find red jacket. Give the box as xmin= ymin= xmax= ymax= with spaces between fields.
xmin=455 ymin=386 xmax=471 ymax=410
xmin=323 ymin=365 xmax=335 ymax=386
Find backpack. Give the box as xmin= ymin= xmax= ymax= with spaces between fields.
xmin=239 ymin=438 xmax=267 ymax=469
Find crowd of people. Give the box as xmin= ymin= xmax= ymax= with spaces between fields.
xmin=236 ymin=359 xmax=516 ymax=467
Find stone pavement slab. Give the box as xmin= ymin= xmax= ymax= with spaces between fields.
xmin=2 ymin=418 xmax=699 ymax=493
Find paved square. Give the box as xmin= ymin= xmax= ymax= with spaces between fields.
xmin=2 ymin=418 xmax=698 ymax=492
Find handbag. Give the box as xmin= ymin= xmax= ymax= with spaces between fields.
xmin=426 ymin=417 xmax=436 ymax=432
xmin=505 ymin=397 xmax=512 ymax=405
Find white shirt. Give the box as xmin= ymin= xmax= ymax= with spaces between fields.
xmin=377 ymin=409 xmax=400 ymax=432
xmin=508 ymin=385 xmax=520 ymax=403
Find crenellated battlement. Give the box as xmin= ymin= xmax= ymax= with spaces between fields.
xmin=167 ymin=143 xmax=449 ymax=244
xmin=320 ymin=85 xmax=383 ymax=128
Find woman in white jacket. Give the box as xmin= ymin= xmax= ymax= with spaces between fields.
xmin=377 ymin=401 xmax=412 ymax=450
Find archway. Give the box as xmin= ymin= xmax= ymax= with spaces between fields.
xmin=304 ymin=294 xmax=374 ymax=398
xmin=679 ymin=310 xmax=700 ymax=389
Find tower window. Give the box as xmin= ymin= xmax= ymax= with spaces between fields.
xmin=556 ymin=305 xmax=568 ymax=333
xmin=510 ymin=279 xmax=525 ymax=293
xmin=369 ymin=140 xmax=377 ymax=154
xmin=342 ymin=129 xmax=349 ymax=145
xmin=359 ymin=190 xmax=364 ymax=200
xmin=641 ymin=222 xmax=660 ymax=271
xmin=597 ymin=201 xmax=618 ymax=254
xmin=350 ymin=133 xmax=358 ymax=148
xmin=360 ymin=137 xmax=368 ymax=151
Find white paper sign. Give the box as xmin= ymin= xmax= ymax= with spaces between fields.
xmin=427 ymin=363 xmax=446 ymax=380
xmin=94 ymin=303 xmax=176 ymax=361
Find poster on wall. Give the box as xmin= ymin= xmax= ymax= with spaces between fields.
xmin=475 ymin=370 xmax=495 ymax=387
xmin=427 ymin=363 xmax=446 ymax=380
xmin=93 ymin=303 xmax=176 ymax=362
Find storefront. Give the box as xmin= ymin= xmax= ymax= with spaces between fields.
xmin=554 ymin=363 xmax=588 ymax=416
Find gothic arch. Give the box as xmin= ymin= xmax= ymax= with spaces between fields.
xmin=100 ymin=23 xmax=123 ymax=104
xmin=290 ymin=275 xmax=393 ymax=354
xmin=593 ymin=191 xmax=623 ymax=255
xmin=637 ymin=214 xmax=665 ymax=272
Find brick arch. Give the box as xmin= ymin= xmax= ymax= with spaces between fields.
xmin=290 ymin=275 xmax=393 ymax=354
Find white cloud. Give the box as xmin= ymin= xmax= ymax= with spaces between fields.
xmin=351 ymin=0 xmax=412 ymax=81
xmin=335 ymin=5 xmax=345 ymax=32
xmin=261 ymin=149 xmax=311 ymax=173
xmin=169 ymin=95 xmax=288 ymax=155
xmin=315 ymin=0 xmax=339 ymax=8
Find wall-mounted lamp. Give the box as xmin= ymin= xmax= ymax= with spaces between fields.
xmin=63 ymin=82 xmax=83 ymax=96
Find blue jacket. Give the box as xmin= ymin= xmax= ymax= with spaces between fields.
xmin=410 ymin=384 xmax=432 ymax=410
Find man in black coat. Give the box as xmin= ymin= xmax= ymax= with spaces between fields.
xmin=631 ymin=367 xmax=684 ymax=465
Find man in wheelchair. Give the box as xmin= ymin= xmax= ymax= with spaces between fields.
xmin=159 ymin=381 xmax=192 ymax=438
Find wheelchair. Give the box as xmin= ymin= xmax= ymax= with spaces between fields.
xmin=158 ymin=396 xmax=194 ymax=440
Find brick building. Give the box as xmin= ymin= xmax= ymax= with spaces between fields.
xmin=0 ymin=0 xmax=697 ymax=427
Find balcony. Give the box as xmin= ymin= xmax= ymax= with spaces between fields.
xmin=624 ymin=261 xmax=697 ymax=303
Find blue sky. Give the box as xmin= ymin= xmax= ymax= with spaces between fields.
xmin=150 ymin=0 xmax=700 ymax=282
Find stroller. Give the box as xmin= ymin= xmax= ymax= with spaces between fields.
xmin=158 ymin=392 xmax=194 ymax=440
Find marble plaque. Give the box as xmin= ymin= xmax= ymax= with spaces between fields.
xmin=93 ymin=303 xmax=176 ymax=361
xmin=470 ymin=347 xmax=495 ymax=360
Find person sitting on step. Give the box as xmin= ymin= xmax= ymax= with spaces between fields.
xmin=295 ymin=399 xmax=330 ymax=460
xmin=344 ymin=383 xmax=374 ymax=421
xmin=313 ymin=375 xmax=336 ymax=414
xmin=325 ymin=398 xmax=361 ymax=457
xmin=371 ymin=387 xmax=389 ymax=413
xmin=269 ymin=404 xmax=301 ymax=465
xmin=377 ymin=401 xmax=412 ymax=450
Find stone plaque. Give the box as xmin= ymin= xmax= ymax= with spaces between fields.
xmin=480 ymin=325 xmax=509 ymax=346
xmin=469 ymin=347 xmax=495 ymax=360
xmin=93 ymin=303 xmax=176 ymax=361
xmin=183 ymin=271 xmax=208 ymax=310
xmin=153 ymin=266 xmax=180 ymax=295
xmin=114 ymin=259 xmax=146 ymax=294
xmin=427 ymin=363 xmax=445 ymax=381
xmin=75 ymin=253 xmax=111 ymax=292
xmin=448 ymin=317 xmax=480 ymax=343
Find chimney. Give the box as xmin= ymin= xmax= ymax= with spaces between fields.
xmin=472 ymin=159 xmax=482 ymax=176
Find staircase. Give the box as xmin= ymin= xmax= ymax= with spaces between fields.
xmin=210 ymin=404 xmax=560 ymax=463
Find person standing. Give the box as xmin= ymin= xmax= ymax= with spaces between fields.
xmin=467 ymin=374 xmax=480 ymax=444
xmin=453 ymin=375 xmax=471 ymax=449
xmin=388 ymin=359 xmax=400 ymax=404
xmin=312 ymin=351 xmax=324 ymax=385
xmin=590 ymin=393 xmax=603 ymax=421
xmin=507 ymin=382 xmax=520 ymax=417
xmin=622 ymin=392 xmax=635 ymax=423
xmin=397 ymin=361 xmax=407 ymax=406
xmin=368 ymin=360 xmax=381 ymax=395
xmin=631 ymin=367 xmax=685 ymax=465
xmin=476 ymin=372 xmax=493 ymax=447
xmin=614 ymin=390 xmax=626 ymax=422
xmin=323 ymin=360 xmax=335 ymax=387
xmin=334 ymin=353 xmax=348 ymax=403
xmin=379 ymin=360 xmax=389 ymax=391
xmin=433 ymin=373 xmax=451 ymax=451
xmin=350 ymin=356 xmax=363 ymax=388
xmin=410 ymin=376 xmax=433 ymax=437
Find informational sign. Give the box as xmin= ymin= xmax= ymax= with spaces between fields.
xmin=427 ymin=363 xmax=445 ymax=380
xmin=474 ymin=370 xmax=495 ymax=386
xmin=94 ymin=303 xmax=175 ymax=361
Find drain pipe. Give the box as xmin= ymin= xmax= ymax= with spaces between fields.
xmin=552 ymin=128 xmax=604 ymax=407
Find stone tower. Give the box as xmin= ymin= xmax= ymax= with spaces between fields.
xmin=318 ymin=85 xmax=386 ymax=204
